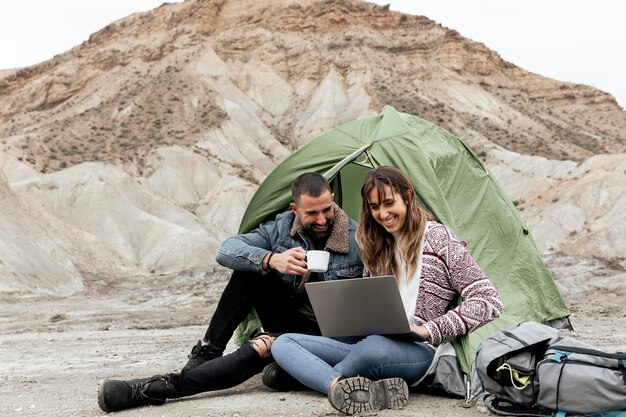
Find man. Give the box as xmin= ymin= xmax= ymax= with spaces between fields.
xmin=98 ymin=172 xmax=363 ymax=412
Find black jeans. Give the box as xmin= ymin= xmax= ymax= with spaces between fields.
xmin=204 ymin=270 xmax=321 ymax=349
xmin=168 ymin=270 xmax=321 ymax=397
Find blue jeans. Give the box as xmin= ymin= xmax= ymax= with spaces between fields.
xmin=271 ymin=334 xmax=435 ymax=394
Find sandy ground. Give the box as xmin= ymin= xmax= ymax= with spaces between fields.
xmin=1 ymin=255 xmax=625 ymax=417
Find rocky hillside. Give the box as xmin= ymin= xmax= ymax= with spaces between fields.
xmin=1 ymin=0 xmax=625 ymax=295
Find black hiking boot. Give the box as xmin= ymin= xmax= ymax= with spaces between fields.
xmin=328 ymin=376 xmax=409 ymax=415
xmin=97 ymin=375 xmax=169 ymax=413
xmin=261 ymin=362 xmax=307 ymax=392
xmin=182 ymin=339 xmax=223 ymax=371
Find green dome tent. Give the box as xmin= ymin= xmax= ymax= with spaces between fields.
xmin=235 ymin=105 xmax=569 ymax=382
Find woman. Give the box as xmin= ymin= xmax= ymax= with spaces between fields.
xmin=271 ymin=165 xmax=503 ymax=415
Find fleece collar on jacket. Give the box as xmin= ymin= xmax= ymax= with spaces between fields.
xmin=289 ymin=203 xmax=350 ymax=254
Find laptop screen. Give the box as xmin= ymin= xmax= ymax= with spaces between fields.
xmin=305 ymin=276 xmax=424 ymax=341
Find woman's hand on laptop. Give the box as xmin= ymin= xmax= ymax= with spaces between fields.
xmin=268 ymin=247 xmax=308 ymax=275
xmin=410 ymin=324 xmax=432 ymax=343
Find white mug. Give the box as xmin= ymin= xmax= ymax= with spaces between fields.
xmin=306 ymin=250 xmax=330 ymax=273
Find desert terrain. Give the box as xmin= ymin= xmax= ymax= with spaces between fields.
xmin=1 ymin=252 xmax=624 ymax=417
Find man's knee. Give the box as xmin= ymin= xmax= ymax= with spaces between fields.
xmin=230 ymin=269 xmax=264 ymax=283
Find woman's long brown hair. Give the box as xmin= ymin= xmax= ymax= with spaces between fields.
xmin=356 ymin=166 xmax=433 ymax=280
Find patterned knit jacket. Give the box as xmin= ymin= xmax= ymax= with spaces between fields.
xmin=416 ymin=222 xmax=503 ymax=345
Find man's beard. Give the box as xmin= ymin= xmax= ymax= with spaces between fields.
xmin=305 ymin=219 xmax=333 ymax=242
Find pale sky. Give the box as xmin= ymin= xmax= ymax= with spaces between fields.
xmin=1 ymin=0 xmax=624 ymax=109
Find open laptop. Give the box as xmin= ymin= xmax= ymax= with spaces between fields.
xmin=305 ymin=275 xmax=426 ymax=342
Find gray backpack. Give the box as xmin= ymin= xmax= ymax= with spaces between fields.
xmin=476 ymin=321 xmax=626 ymax=416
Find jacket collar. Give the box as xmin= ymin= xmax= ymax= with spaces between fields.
xmin=289 ymin=203 xmax=350 ymax=254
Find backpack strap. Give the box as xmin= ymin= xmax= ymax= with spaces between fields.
xmin=549 ymin=350 xmax=572 ymax=363
xmin=482 ymin=394 xmax=548 ymax=416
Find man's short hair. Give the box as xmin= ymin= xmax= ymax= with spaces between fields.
xmin=291 ymin=172 xmax=332 ymax=203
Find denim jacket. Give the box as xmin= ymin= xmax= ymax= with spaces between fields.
xmin=216 ymin=204 xmax=363 ymax=292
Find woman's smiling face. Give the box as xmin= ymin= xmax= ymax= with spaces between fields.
xmin=366 ymin=185 xmax=408 ymax=235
